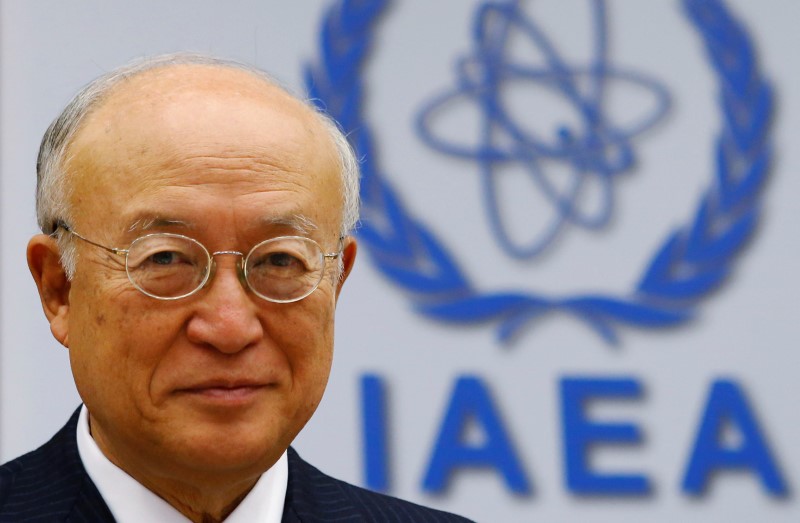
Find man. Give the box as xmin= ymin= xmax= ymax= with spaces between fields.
xmin=0 ymin=54 xmax=472 ymax=522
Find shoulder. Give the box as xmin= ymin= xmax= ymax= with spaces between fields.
xmin=0 ymin=408 xmax=111 ymax=522
xmin=284 ymin=447 xmax=475 ymax=523
xmin=0 ymin=410 xmax=82 ymax=501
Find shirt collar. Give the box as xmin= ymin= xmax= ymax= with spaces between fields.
xmin=76 ymin=405 xmax=287 ymax=522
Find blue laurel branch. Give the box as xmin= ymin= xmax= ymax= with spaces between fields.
xmin=306 ymin=0 xmax=772 ymax=345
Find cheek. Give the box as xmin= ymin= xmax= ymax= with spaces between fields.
xmin=266 ymin=294 xmax=336 ymax=397
xmin=68 ymin=283 xmax=182 ymax=413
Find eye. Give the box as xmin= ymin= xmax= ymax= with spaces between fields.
xmin=150 ymin=251 xmax=180 ymax=265
xmin=246 ymin=238 xmax=324 ymax=283
xmin=135 ymin=249 xmax=197 ymax=270
xmin=266 ymin=252 xmax=301 ymax=268
xmin=126 ymin=234 xmax=207 ymax=278
xmin=249 ymin=249 xmax=310 ymax=275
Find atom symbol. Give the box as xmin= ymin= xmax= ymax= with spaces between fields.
xmin=416 ymin=0 xmax=672 ymax=259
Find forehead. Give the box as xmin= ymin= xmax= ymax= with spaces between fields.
xmin=65 ymin=65 xmax=342 ymax=234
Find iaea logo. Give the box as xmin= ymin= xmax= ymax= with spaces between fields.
xmin=306 ymin=0 xmax=772 ymax=345
xmin=415 ymin=0 xmax=672 ymax=261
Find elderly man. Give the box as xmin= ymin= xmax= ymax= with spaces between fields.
xmin=0 ymin=55 xmax=471 ymax=522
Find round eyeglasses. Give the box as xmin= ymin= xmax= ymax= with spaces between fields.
xmin=56 ymin=224 xmax=342 ymax=303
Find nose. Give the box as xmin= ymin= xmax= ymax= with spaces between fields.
xmin=185 ymin=254 xmax=264 ymax=354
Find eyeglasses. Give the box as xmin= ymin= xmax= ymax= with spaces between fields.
xmin=56 ymin=223 xmax=342 ymax=303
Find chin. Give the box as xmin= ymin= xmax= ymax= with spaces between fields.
xmin=172 ymin=426 xmax=285 ymax=476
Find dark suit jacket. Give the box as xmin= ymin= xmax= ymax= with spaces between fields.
xmin=0 ymin=409 xmax=473 ymax=522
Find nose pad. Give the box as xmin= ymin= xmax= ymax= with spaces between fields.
xmin=203 ymin=254 xmax=249 ymax=293
xmin=205 ymin=261 xmax=216 ymax=288
xmin=237 ymin=261 xmax=248 ymax=290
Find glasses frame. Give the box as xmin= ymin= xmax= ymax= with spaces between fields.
xmin=55 ymin=223 xmax=342 ymax=303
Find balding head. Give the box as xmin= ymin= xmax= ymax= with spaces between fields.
xmin=36 ymin=53 xmax=359 ymax=276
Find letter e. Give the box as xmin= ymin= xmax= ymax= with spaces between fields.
xmin=561 ymin=377 xmax=651 ymax=495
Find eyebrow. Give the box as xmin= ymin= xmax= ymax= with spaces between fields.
xmin=125 ymin=214 xmax=318 ymax=234
xmin=128 ymin=217 xmax=193 ymax=232
xmin=264 ymin=214 xmax=319 ymax=234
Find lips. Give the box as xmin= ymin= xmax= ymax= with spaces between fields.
xmin=181 ymin=378 xmax=266 ymax=391
xmin=175 ymin=378 xmax=271 ymax=404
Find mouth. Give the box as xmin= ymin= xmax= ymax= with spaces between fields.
xmin=176 ymin=380 xmax=271 ymax=405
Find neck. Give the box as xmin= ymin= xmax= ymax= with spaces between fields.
xmin=154 ymin=479 xmax=257 ymax=523
xmin=86 ymin=414 xmax=270 ymax=522
xmin=106 ymin=453 xmax=261 ymax=522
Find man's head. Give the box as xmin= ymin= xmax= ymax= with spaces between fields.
xmin=36 ymin=53 xmax=360 ymax=276
xmin=26 ymin=53 xmax=358 ymax=514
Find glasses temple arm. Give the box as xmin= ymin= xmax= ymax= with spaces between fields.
xmin=55 ymin=223 xmax=127 ymax=256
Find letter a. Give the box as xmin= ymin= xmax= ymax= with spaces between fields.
xmin=682 ymin=380 xmax=788 ymax=495
xmin=422 ymin=376 xmax=531 ymax=494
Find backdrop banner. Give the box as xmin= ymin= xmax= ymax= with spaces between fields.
xmin=2 ymin=1 xmax=799 ymax=521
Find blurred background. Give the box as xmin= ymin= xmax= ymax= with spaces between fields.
xmin=2 ymin=1 xmax=799 ymax=521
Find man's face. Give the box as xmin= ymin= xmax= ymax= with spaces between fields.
xmin=46 ymin=66 xmax=355 ymax=486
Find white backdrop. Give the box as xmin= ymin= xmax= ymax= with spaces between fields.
xmin=2 ymin=1 xmax=800 ymax=522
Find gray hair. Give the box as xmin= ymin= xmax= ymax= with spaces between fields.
xmin=36 ymin=52 xmax=360 ymax=278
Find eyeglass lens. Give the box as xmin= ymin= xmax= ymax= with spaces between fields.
xmin=125 ymin=234 xmax=327 ymax=301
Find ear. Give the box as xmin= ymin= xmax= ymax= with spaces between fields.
xmin=334 ymin=235 xmax=357 ymax=301
xmin=27 ymin=234 xmax=71 ymax=348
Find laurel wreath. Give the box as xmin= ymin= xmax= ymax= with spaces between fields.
xmin=305 ymin=0 xmax=772 ymax=345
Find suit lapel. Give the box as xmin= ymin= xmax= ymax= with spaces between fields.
xmin=67 ymin=476 xmax=116 ymax=522
xmin=282 ymin=447 xmax=359 ymax=523
xmin=56 ymin=408 xmax=116 ymax=522
xmin=0 ymin=407 xmax=115 ymax=522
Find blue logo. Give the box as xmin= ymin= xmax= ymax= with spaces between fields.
xmin=415 ymin=0 xmax=671 ymax=259
xmin=306 ymin=0 xmax=773 ymax=345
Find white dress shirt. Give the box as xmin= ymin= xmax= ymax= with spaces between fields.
xmin=76 ymin=406 xmax=287 ymax=522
